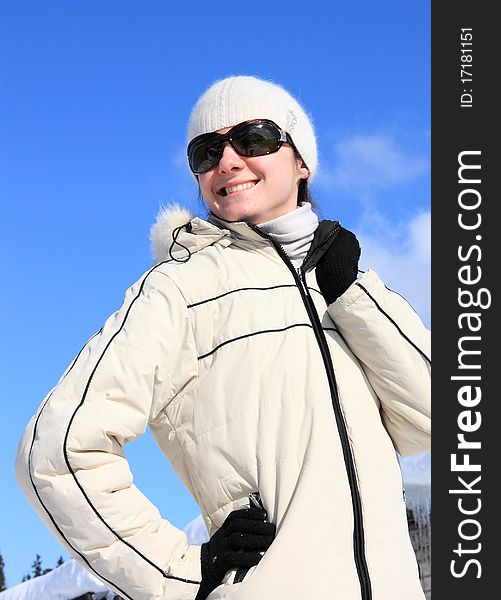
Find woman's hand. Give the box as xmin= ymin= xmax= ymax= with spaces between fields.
xmin=195 ymin=506 xmax=275 ymax=600
xmin=315 ymin=227 xmax=361 ymax=305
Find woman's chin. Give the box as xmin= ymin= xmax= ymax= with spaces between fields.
xmin=213 ymin=204 xmax=256 ymax=224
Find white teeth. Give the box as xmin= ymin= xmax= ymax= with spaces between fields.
xmin=224 ymin=181 xmax=256 ymax=195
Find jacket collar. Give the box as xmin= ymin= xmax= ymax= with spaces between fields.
xmin=207 ymin=213 xmax=342 ymax=272
xmin=302 ymin=219 xmax=341 ymax=272
xmin=207 ymin=212 xmax=270 ymax=244
xmin=150 ymin=204 xmax=229 ymax=264
xmin=149 ymin=203 xmax=340 ymax=270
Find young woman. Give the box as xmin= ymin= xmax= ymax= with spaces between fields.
xmin=16 ymin=75 xmax=431 ymax=600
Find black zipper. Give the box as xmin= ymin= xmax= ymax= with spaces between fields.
xmin=250 ymin=223 xmax=372 ymax=600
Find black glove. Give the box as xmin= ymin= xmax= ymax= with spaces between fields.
xmin=315 ymin=226 xmax=361 ymax=305
xmin=195 ymin=507 xmax=275 ymax=600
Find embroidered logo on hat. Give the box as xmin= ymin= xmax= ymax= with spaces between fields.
xmin=287 ymin=109 xmax=298 ymax=131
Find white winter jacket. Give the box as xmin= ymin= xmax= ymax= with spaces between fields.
xmin=16 ymin=205 xmax=431 ymax=600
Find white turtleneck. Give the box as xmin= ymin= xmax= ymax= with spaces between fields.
xmin=258 ymin=202 xmax=319 ymax=268
xmin=208 ymin=202 xmax=319 ymax=269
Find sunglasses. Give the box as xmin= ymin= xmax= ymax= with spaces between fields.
xmin=187 ymin=119 xmax=295 ymax=174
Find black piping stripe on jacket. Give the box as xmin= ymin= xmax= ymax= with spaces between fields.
xmin=28 ymin=259 xmax=202 ymax=594
xmin=197 ymin=323 xmax=339 ymax=360
xmin=187 ymin=283 xmax=324 ymax=308
xmin=27 ymin=329 xmax=142 ymax=600
xmin=356 ymin=282 xmax=431 ymax=365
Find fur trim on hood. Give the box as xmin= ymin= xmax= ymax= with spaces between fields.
xmin=149 ymin=204 xmax=194 ymax=263
xmin=149 ymin=203 xmax=230 ymax=265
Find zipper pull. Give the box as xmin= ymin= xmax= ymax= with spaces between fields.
xmin=249 ymin=491 xmax=264 ymax=510
xmin=297 ymin=267 xmax=309 ymax=295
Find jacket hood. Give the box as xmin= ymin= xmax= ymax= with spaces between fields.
xmin=149 ymin=203 xmax=230 ymax=265
xmin=149 ymin=203 xmax=342 ymax=271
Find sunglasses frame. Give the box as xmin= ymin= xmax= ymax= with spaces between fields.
xmin=187 ymin=119 xmax=294 ymax=174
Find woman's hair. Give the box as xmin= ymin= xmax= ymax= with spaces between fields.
xmin=297 ymin=178 xmax=315 ymax=208
xmin=292 ymin=145 xmax=316 ymax=209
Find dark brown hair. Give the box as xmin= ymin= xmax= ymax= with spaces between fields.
xmin=297 ymin=177 xmax=315 ymax=208
xmin=293 ymin=145 xmax=317 ymax=210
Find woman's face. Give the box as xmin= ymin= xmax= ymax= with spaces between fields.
xmin=198 ymin=126 xmax=309 ymax=224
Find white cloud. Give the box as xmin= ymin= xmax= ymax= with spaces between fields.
xmin=357 ymin=209 xmax=430 ymax=326
xmin=171 ymin=144 xmax=189 ymax=168
xmin=317 ymin=133 xmax=429 ymax=194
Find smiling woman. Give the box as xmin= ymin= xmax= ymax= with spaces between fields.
xmin=16 ymin=75 xmax=431 ymax=600
xmin=197 ymin=121 xmax=308 ymax=223
xmin=187 ymin=78 xmax=316 ymax=225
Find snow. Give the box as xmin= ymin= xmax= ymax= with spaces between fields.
xmin=183 ymin=513 xmax=210 ymax=545
xmin=399 ymin=451 xmax=431 ymax=528
xmin=0 ymin=559 xmax=113 ymax=600
xmin=399 ymin=451 xmax=431 ymax=487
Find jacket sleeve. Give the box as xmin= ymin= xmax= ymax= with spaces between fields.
xmin=325 ymin=269 xmax=431 ymax=456
xmin=15 ymin=266 xmax=203 ymax=600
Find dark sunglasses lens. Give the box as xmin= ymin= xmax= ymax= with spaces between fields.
xmin=188 ymin=121 xmax=284 ymax=173
xmin=232 ymin=122 xmax=282 ymax=156
xmin=189 ymin=138 xmax=222 ymax=174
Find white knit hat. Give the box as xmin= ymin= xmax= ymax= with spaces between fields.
xmin=187 ymin=75 xmax=318 ymax=180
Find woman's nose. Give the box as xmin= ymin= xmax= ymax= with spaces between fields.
xmin=218 ymin=142 xmax=246 ymax=173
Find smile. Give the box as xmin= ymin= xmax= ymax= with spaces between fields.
xmin=220 ymin=181 xmax=258 ymax=196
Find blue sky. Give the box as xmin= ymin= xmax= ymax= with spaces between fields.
xmin=0 ymin=0 xmax=430 ymax=588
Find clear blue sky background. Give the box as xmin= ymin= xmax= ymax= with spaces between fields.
xmin=0 ymin=0 xmax=430 ymax=588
